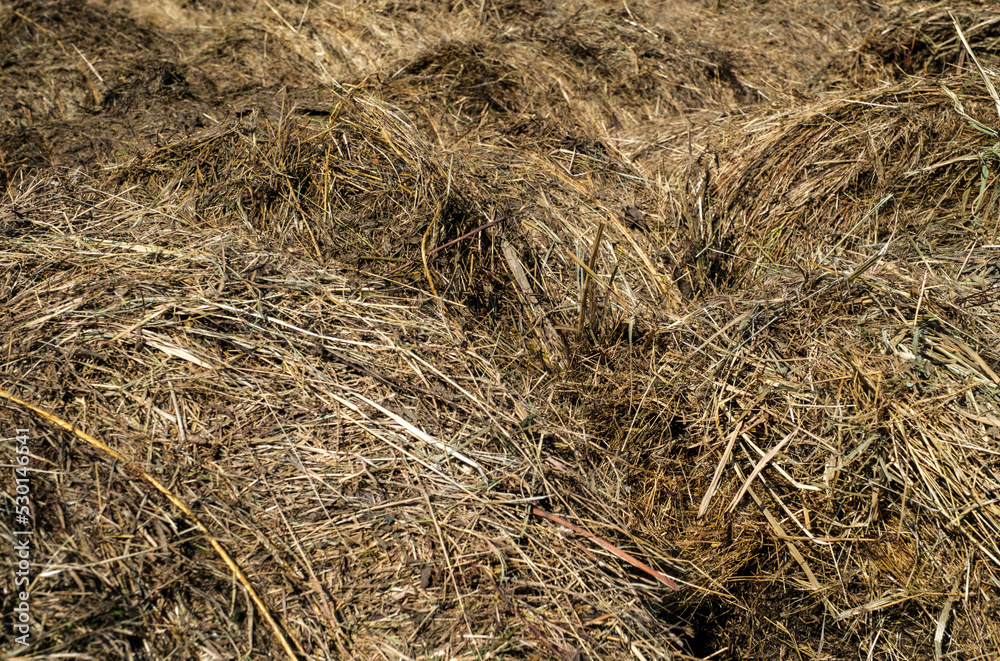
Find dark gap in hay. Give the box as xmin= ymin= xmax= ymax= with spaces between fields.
xmin=0 ymin=129 xmax=51 ymax=188
xmin=499 ymin=112 xmax=614 ymax=163
xmin=101 ymin=60 xmax=204 ymax=115
xmin=0 ymin=1 xmax=210 ymax=180
xmin=0 ymin=0 xmax=176 ymax=122
xmin=391 ymin=41 xmax=522 ymax=117
xmin=486 ymin=0 xmax=556 ymax=22
xmin=189 ymin=25 xmax=322 ymax=92
xmin=679 ymin=597 xmax=733 ymax=658
xmin=530 ymin=5 xmax=762 ymax=115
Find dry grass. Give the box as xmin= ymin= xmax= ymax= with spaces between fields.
xmin=3 ymin=0 xmax=1000 ymax=659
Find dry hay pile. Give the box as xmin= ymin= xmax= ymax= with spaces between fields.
xmin=1 ymin=90 xmax=687 ymax=658
xmin=814 ymin=2 xmax=1000 ymax=91
xmin=2 ymin=0 xmax=1000 ymax=659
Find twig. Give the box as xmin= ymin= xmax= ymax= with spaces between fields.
xmin=532 ymin=507 xmax=679 ymax=589
xmin=374 ymin=215 xmax=507 ymax=281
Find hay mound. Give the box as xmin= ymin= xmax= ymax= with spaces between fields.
xmin=814 ymin=4 xmax=1000 ymax=90
xmin=711 ymin=79 xmax=995 ymax=287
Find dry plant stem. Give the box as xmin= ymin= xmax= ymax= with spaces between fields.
xmin=375 ymin=215 xmax=507 ymax=281
xmin=421 ymin=217 xmax=439 ymax=299
xmin=726 ymin=426 xmax=798 ymax=513
xmin=934 ymin=575 xmax=962 ymax=661
xmin=353 ymin=391 xmax=489 ymax=483
xmin=532 ymin=507 xmax=679 ymax=590
xmin=0 ymin=388 xmax=300 ymax=661
xmin=502 ymin=239 xmax=568 ymax=370
xmin=578 ymin=221 xmax=605 ymax=334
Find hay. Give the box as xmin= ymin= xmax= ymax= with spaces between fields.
xmin=708 ymin=79 xmax=992 ymax=288
xmin=3 ymin=0 xmax=1000 ymax=659
xmin=814 ymin=3 xmax=1000 ymax=91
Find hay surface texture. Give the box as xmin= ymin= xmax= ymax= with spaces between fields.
xmin=2 ymin=0 xmax=1000 ymax=659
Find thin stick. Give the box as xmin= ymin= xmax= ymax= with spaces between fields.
xmin=72 ymin=44 xmax=104 ymax=84
xmin=727 ymin=427 xmax=798 ymax=513
xmin=420 ymin=221 xmax=439 ymax=299
xmin=374 ymin=215 xmax=507 ymax=281
xmin=353 ymin=392 xmax=489 ymax=483
xmin=532 ymin=507 xmax=679 ymax=589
